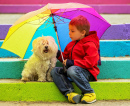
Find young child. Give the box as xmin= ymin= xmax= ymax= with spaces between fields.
xmin=51 ymin=15 xmax=100 ymax=104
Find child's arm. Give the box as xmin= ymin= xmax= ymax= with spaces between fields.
xmin=56 ymin=47 xmax=69 ymax=62
xmin=56 ymin=50 xmax=61 ymax=58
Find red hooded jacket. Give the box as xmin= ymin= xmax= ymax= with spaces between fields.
xmin=58 ymin=31 xmax=100 ymax=81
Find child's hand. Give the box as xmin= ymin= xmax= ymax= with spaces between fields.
xmin=63 ymin=59 xmax=67 ymax=66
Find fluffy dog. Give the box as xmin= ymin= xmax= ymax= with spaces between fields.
xmin=21 ymin=36 xmax=58 ymax=82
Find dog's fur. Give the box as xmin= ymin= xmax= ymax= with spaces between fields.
xmin=21 ymin=36 xmax=58 ymax=82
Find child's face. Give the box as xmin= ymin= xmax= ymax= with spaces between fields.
xmin=69 ymin=25 xmax=85 ymax=41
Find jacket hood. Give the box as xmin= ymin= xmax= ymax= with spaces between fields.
xmin=80 ymin=31 xmax=99 ymax=49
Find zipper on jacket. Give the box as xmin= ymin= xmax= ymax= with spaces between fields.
xmin=71 ymin=41 xmax=78 ymax=60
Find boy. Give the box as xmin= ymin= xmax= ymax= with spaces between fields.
xmin=51 ymin=15 xmax=100 ymax=104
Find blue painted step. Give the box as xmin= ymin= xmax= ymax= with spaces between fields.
xmin=0 ymin=40 xmax=130 ymax=58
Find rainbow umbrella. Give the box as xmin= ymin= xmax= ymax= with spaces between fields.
xmin=1 ymin=3 xmax=110 ymax=59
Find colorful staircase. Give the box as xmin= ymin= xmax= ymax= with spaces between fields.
xmin=0 ymin=0 xmax=130 ymax=102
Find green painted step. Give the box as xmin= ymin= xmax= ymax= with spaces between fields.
xmin=0 ymin=57 xmax=130 ymax=79
xmin=0 ymin=79 xmax=129 ymax=101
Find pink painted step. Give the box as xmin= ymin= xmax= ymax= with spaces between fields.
xmin=0 ymin=4 xmax=130 ymax=14
xmin=0 ymin=0 xmax=130 ymax=4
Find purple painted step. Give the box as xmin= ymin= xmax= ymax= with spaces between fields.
xmin=0 ymin=25 xmax=11 ymax=39
xmin=101 ymin=24 xmax=130 ymax=40
xmin=1 ymin=24 xmax=130 ymax=40
xmin=0 ymin=4 xmax=130 ymax=14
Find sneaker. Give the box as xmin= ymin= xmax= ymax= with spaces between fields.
xmin=81 ymin=93 xmax=96 ymax=104
xmin=66 ymin=92 xmax=81 ymax=104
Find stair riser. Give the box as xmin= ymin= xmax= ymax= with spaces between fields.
xmin=0 ymin=60 xmax=130 ymax=79
xmin=0 ymin=82 xmax=129 ymax=101
xmin=1 ymin=40 xmax=130 ymax=58
xmin=1 ymin=24 xmax=130 ymax=40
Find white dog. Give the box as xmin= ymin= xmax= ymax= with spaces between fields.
xmin=21 ymin=36 xmax=58 ymax=82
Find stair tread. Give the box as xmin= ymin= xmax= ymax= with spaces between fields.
xmin=0 ymin=57 xmax=130 ymax=61
xmin=0 ymin=14 xmax=130 ymax=24
xmin=0 ymin=79 xmax=129 ymax=101
xmin=0 ymin=79 xmax=130 ymax=83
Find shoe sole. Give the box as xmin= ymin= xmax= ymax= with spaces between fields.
xmin=82 ymin=99 xmax=96 ymax=104
xmin=73 ymin=95 xmax=81 ymax=104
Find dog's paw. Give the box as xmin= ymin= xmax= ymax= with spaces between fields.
xmin=38 ymin=78 xmax=46 ymax=82
xmin=21 ymin=77 xmax=30 ymax=82
xmin=47 ymin=77 xmax=53 ymax=82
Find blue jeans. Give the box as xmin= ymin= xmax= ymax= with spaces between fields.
xmin=51 ymin=66 xmax=95 ymax=96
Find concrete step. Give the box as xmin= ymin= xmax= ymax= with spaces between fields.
xmin=0 ymin=101 xmax=130 ymax=106
xmin=0 ymin=57 xmax=130 ymax=79
xmin=0 ymin=79 xmax=129 ymax=101
xmin=0 ymin=14 xmax=130 ymax=25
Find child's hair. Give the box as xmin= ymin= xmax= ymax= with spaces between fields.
xmin=69 ymin=15 xmax=90 ymax=36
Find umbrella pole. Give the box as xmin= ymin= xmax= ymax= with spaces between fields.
xmin=51 ymin=15 xmax=64 ymax=61
xmin=55 ymin=31 xmax=64 ymax=61
xmin=51 ymin=14 xmax=67 ymax=73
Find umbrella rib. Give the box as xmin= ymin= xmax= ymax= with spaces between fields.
xmin=54 ymin=8 xmax=110 ymax=25
xmin=19 ymin=15 xmax=54 ymax=30
xmin=37 ymin=14 xmax=53 ymax=25
xmin=37 ymin=17 xmax=55 ymax=30
xmin=78 ymin=9 xmax=110 ymax=24
xmin=3 ymin=15 xmax=51 ymax=45
xmin=27 ymin=15 xmax=49 ymax=25
xmin=53 ymin=15 xmax=70 ymax=24
xmin=22 ymin=19 xmax=52 ymax=58
xmin=27 ymin=15 xmax=56 ymax=30
xmin=54 ymin=9 xmax=67 ymax=23
xmin=44 ymin=16 xmax=54 ymax=29
xmin=2 ymin=15 xmax=53 ymax=58
xmin=23 ymin=19 xmax=54 ymax=58
xmin=54 ymin=9 xmax=81 ymax=21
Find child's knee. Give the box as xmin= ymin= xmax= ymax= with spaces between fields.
xmin=67 ymin=66 xmax=77 ymax=77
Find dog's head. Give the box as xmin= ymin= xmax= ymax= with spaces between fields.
xmin=32 ymin=36 xmax=58 ymax=59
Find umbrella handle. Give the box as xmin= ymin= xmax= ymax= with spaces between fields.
xmin=63 ymin=64 xmax=67 ymax=73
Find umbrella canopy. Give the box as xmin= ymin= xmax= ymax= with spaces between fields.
xmin=1 ymin=3 xmax=110 ymax=59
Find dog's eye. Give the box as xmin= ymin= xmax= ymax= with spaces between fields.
xmin=46 ymin=41 xmax=49 ymax=45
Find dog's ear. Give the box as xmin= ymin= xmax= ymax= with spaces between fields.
xmin=32 ymin=39 xmax=38 ymax=51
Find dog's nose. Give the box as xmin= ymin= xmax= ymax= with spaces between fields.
xmin=45 ymin=46 xmax=48 ymax=49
